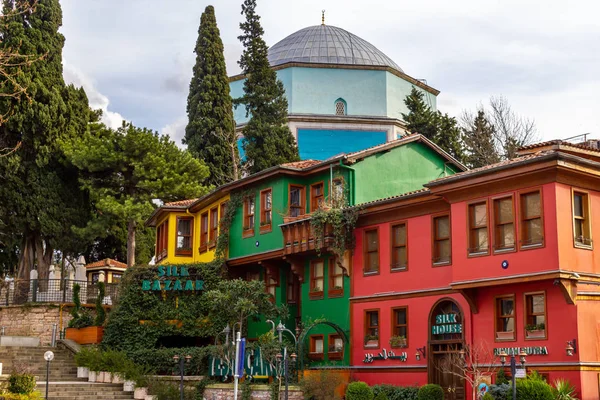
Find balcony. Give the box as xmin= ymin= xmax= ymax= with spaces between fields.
xmin=281 ymin=216 xmax=333 ymax=255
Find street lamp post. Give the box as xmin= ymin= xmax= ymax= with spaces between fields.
xmin=173 ymin=354 xmax=191 ymax=400
xmin=499 ymin=350 xmax=527 ymax=400
xmin=44 ymin=350 xmax=54 ymax=400
xmin=271 ymin=322 xmax=299 ymax=400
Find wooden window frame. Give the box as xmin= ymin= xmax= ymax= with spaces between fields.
xmin=288 ymin=184 xmax=305 ymax=218
xmin=310 ymin=181 xmax=325 ymax=213
xmin=432 ymin=213 xmax=451 ymax=266
xmin=390 ymin=222 xmax=408 ymax=272
xmin=364 ymin=309 xmax=380 ymax=349
xmin=309 ymin=334 xmax=324 ymax=360
xmin=390 ymin=306 xmax=408 ymax=348
xmin=209 ymin=207 xmax=218 ymax=248
xmin=494 ymin=295 xmax=516 ymax=342
xmin=309 ymin=259 xmax=324 ymax=299
xmin=199 ymin=212 xmax=209 ymax=253
xmin=518 ymin=188 xmax=545 ymax=250
xmin=265 ymin=268 xmax=279 ymax=302
xmin=328 ymin=333 xmax=343 ymax=360
xmin=243 ymin=196 xmax=255 ymax=238
xmin=572 ymin=188 xmax=593 ymax=249
xmin=175 ymin=216 xmax=193 ymax=256
xmin=363 ymin=227 xmax=380 ymax=275
xmin=287 ymin=270 xmax=298 ymax=304
xmin=328 ymin=257 xmax=344 ymax=298
xmin=492 ymin=195 xmax=517 ymax=254
xmin=524 ymin=291 xmax=547 ymax=341
xmin=156 ymin=219 xmax=168 ymax=261
xmin=467 ymin=199 xmax=490 ymax=256
xmin=260 ymin=188 xmax=273 ymax=234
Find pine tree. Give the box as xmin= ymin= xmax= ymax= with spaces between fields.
xmin=462 ymin=110 xmax=500 ymax=168
xmin=0 ymin=0 xmax=92 ymax=281
xmin=184 ymin=5 xmax=239 ymax=185
xmin=236 ymin=0 xmax=299 ymax=174
xmin=402 ymin=87 xmax=465 ymax=163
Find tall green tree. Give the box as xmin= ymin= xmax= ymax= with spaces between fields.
xmin=402 ymin=87 xmax=465 ymax=163
xmin=0 ymin=0 xmax=92 ymax=280
xmin=63 ymin=121 xmax=210 ymax=267
xmin=461 ymin=110 xmax=500 ymax=168
xmin=236 ymin=0 xmax=299 ymax=174
xmin=184 ymin=5 xmax=239 ymax=185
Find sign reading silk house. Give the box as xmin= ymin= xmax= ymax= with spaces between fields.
xmin=141 ymin=266 xmax=204 ymax=292
xmin=431 ymin=313 xmax=462 ymax=335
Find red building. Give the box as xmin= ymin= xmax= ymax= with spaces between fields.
xmin=349 ymin=141 xmax=600 ymax=399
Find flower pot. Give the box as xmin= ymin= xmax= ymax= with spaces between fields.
xmin=77 ymin=366 xmax=89 ymax=378
xmin=145 ymin=396 xmax=157 ymax=400
xmin=103 ymin=371 xmax=112 ymax=383
xmin=496 ymin=331 xmax=514 ymax=340
xmin=112 ymin=373 xmax=124 ymax=384
xmin=96 ymin=371 xmax=105 ymax=382
xmin=88 ymin=371 xmax=97 ymax=382
xmin=123 ymin=380 xmax=135 ymax=392
xmin=134 ymin=388 xmax=148 ymax=399
xmin=65 ymin=326 xmax=104 ymax=344
xmin=526 ymin=329 xmax=545 ymax=339
xmin=365 ymin=339 xmax=379 ymax=348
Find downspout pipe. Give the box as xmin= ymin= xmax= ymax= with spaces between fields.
xmin=338 ymin=159 xmax=355 ymax=206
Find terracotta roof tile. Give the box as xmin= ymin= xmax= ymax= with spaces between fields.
xmin=281 ymin=160 xmax=322 ymax=169
xmin=164 ymin=199 xmax=198 ymax=207
xmin=354 ymin=188 xmax=430 ymax=208
xmin=518 ymin=140 xmax=600 ymax=154
xmin=85 ymin=258 xmax=127 ymax=269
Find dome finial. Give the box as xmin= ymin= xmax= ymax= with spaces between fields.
xmin=322 ymin=10 xmax=325 ymax=25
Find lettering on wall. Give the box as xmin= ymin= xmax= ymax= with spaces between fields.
xmin=141 ymin=266 xmax=204 ymax=292
xmin=494 ymin=347 xmax=549 ymax=356
xmin=431 ymin=313 xmax=462 ymax=335
xmin=363 ymin=348 xmax=407 ymax=363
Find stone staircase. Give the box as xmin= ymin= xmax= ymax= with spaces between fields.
xmin=0 ymin=346 xmax=134 ymax=399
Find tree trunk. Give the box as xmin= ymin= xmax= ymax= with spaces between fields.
xmin=15 ymin=235 xmax=35 ymax=304
xmin=231 ymin=141 xmax=239 ymax=181
xmin=127 ymin=219 xmax=136 ymax=267
xmin=34 ymin=236 xmax=53 ymax=291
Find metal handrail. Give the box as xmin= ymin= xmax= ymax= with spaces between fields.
xmin=0 ymin=279 xmax=119 ymax=306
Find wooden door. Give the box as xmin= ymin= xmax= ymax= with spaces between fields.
xmin=432 ymin=352 xmax=465 ymax=400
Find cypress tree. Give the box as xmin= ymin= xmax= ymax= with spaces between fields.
xmin=236 ymin=0 xmax=299 ymax=174
xmin=184 ymin=5 xmax=239 ymax=185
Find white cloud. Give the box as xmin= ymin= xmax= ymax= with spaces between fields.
xmin=63 ymin=61 xmax=126 ymax=129
xmin=161 ymin=116 xmax=187 ymax=148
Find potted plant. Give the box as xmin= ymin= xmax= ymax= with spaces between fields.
xmin=525 ymin=323 xmax=545 ymax=339
xmin=496 ymin=331 xmax=514 ymax=340
xmin=87 ymin=347 xmax=102 ymax=382
xmin=133 ymin=374 xmax=150 ymax=400
xmin=65 ymin=283 xmax=106 ymax=344
xmin=74 ymin=346 xmax=98 ymax=378
xmin=389 ymin=335 xmax=407 ymax=348
xmin=122 ymin=361 xmax=140 ymax=392
xmin=364 ymin=335 xmax=379 ymax=348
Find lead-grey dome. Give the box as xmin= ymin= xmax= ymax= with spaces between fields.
xmin=268 ymin=25 xmax=403 ymax=72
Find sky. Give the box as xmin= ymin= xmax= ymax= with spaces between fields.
xmin=60 ymin=0 xmax=600 ymax=146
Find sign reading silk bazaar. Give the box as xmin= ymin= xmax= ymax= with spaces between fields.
xmin=431 ymin=313 xmax=462 ymax=335
xmin=141 ymin=266 xmax=204 ymax=292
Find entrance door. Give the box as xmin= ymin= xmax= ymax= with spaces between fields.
xmin=432 ymin=350 xmax=465 ymax=400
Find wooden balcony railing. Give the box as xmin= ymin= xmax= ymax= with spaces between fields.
xmin=281 ymin=216 xmax=333 ymax=255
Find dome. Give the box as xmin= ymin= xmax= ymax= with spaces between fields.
xmin=267 ymin=25 xmax=403 ymax=72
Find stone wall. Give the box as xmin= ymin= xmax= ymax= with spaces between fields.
xmin=203 ymin=384 xmax=303 ymax=400
xmin=0 ymin=304 xmax=74 ymax=346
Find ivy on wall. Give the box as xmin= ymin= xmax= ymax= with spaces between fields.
xmin=310 ymin=207 xmax=359 ymax=262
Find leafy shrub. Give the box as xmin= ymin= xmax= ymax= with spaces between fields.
xmin=7 ymin=374 xmax=36 ymax=395
xmin=0 ymin=392 xmax=42 ymax=400
xmin=374 ymin=392 xmax=389 ymax=400
xmin=241 ymin=378 xmax=252 ymax=400
xmin=488 ymin=383 xmax=510 ymax=400
xmin=74 ymin=346 xmax=99 ymax=368
xmin=68 ymin=309 xmax=94 ymax=328
xmin=482 ymin=393 xmax=494 ymax=400
xmin=129 ymin=347 xmax=209 ymax=375
xmin=417 ymin=384 xmax=443 ymax=400
xmin=147 ymin=380 xmax=195 ymax=400
xmin=372 ymin=384 xmax=419 ymax=400
xmin=496 ymin=368 xmax=509 ymax=385
xmin=507 ymin=375 xmax=553 ymax=400
xmin=552 ymin=379 xmax=578 ymax=400
xmin=346 ymin=381 xmax=374 ymax=400
xmin=300 ymin=370 xmax=344 ymax=400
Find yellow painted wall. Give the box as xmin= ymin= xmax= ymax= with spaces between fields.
xmin=157 ymin=194 xmax=230 ymax=264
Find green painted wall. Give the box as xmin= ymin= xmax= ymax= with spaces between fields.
xmin=301 ymin=255 xmax=350 ymax=366
xmin=352 ymin=141 xmax=460 ymax=205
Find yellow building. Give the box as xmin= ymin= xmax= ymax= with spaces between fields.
xmin=86 ymin=258 xmax=127 ymax=283
xmin=146 ymin=192 xmax=230 ymax=264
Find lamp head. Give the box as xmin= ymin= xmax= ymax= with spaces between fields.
xmin=44 ymin=351 xmax=54 ymax=362
xmin=185 ymin=355 xmax=192 ymax=363
xmin=173 ymin=355 xmax=180 ymax=363
xmin=518 ymin=350 xmax=527 ymax=365
xmin=498 ymin=350 xmax=508 ymax=365
xmin=566 ymin=339 xmax=577 ymax=356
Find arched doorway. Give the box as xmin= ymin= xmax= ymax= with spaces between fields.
xmin=428 ymin=299 xmax=465 ymax=400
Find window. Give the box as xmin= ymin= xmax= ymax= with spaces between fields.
xmin=309 ymin=335 xmax=324 ymax=359
xmin=328 ymin=334 xmax=343 ymax=360
xmin=364 ymin=228 xmax=379 ymax=274
xmin=199 ymin=212 xmax=209 ymax=252
xmin=525 ymin=292 xmax=546 ymax=340
xmin=289 ymin=185 xmax=305 ymax=217
xmin=433 ymin=214 xmax=451 ymax=265
xmin=495 ymin=295 xmax=515 ymax=341
xmin=287 ymin=271 xmax=298 ymax=304
xmin=391 ymin=223 xmax=407 ymax=271
xmin=328 ymin=258 xmax=344 ymax=297
xmin=573 ymin=190 xmax=592 ymax=247
xmin=265 ymin=268 xmax=278 ymax=301
xmin=176 ymin=217 xmax=193 ymax=256
xmin=310 ymin=182 xmax=324 ymax=212
xmin=246 ymin=271 xmax=260 ymax=281
xmin=309 ymin=259 xmax=324 ymax=298
xmin=335 ymin=99 xmax=346 ymax=116
xmin=391 ymin=307 xmax=408 ymax=348
xmin=91 ymin=273 xmax=100 ymax=284
xmin=332 ymin=178 xmax=344 ymax=205
xmin=520 ymin=190 xmax=543 ymax=247
xmin=364 ymin=310 xmax=379 ymax=348
xmin=243 ymin=196 xmax=255 ymax=237
xmin=111 ymin=273 xmax=122 ymax=283
xmin=220 ymin=202 xmax=228 ymax=223
xmin=156 ymin=220 xmax=168 ymax=261
xmin=260 ymin=189 xmax=272 ymax=232
xmin=209 ymin=207 xmax=218 ymax=247
xmin=468 ymin=201 xmax=489 ymax=255
xmin=493 ymin=197 xmax=515 ymax=252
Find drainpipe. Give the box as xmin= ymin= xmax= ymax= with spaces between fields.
xmin=338 ymin=160 xmax=355 ymax=206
